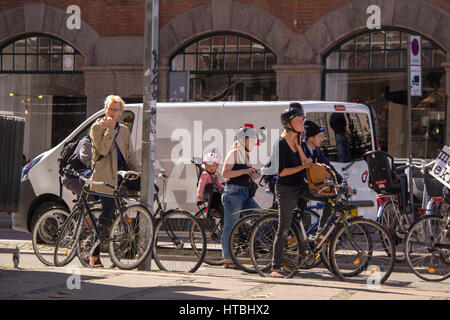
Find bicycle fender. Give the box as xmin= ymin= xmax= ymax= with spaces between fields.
xmin=377 ymin=200 xmax=399 ymax=220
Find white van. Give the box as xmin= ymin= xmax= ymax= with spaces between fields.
xmin=13 ymin=101 xmax=379 ymax=233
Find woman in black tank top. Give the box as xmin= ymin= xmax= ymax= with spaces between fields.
xmin=220 ymin=126 xmax=261 ymax=269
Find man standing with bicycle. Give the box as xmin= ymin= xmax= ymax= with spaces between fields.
xmin=89 ymin=95 xmax=141 ymax=268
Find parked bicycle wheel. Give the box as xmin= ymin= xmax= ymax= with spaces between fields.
xmin=108 ymin=205 xmax=155 ymax=270
xmin=405 ymin=215 xmax=450 ymax=282
xmin=76 ymin=209 xmax=115 ymax=268
xmin=329 ymin=218 xmax=395 ymax=284
xmin=249 ymin=214 xmax=301 ymax=277
xmin=377 ymin=200 xmax=408 ymax=262
xmin=229 ymin=213 xmax=263 ymax=273
xmin=153 ymin=210 xmax=206 ymax=273
xmin=194 ymin=206 xmax=224 ymax=266
xmin=54 ymin=207 xmax=84 ymax=267
xmin=32 ymin=206 xmax=69 ymax=266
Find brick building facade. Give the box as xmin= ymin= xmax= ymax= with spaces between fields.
xmin=0 ymin=0 xmax=449 ymax=160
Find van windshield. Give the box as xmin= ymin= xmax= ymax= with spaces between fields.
xmin=305 ymin=112 xmax=373 ymax=163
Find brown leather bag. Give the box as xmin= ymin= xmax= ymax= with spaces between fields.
xmin=305 ymin=162 xmax=338 ymax=197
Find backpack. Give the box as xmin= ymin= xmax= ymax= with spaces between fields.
xmin=305 ymin=162 xmax=338 ymax=197
xmin=58 ymin=140 xmax=80 ymax=177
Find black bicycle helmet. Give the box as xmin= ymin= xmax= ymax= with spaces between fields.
xmin=280 ymin=107 xmax=304 ymax=127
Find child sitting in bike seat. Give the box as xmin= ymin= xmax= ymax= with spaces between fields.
xmin=197 ymin=153 xmax=224 ymax=218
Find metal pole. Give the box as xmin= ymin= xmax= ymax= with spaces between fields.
xmin=407 ymin=34 xmax=414 ymax=216
xmin=139 ymin=0 xmax=159 ymax=271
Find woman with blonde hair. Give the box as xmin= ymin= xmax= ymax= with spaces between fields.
xmin=88 ymin=95 xmax=140 ymax=268
xmin=220 ymin=125 xmax=261 ymax=269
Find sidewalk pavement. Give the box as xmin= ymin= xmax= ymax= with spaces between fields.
xmin=1 ymin=259 xmax=449 ymax=301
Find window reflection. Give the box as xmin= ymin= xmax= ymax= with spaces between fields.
xmin=0 ymin=34 xmax=83 ymax=72
xmin=170 ymin=33 xmax=277 ymax=101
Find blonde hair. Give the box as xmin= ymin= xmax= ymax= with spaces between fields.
xmin=104 ymin=95 xmax=125 ymax=112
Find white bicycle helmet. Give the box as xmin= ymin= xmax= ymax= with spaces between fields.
xmin=202 ymin=152 xmax=220 ymax=164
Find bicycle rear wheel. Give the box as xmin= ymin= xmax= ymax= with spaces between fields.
xmin=153 ymin=210 xmax=206 ymax=273
xmin=249 ymin=214 xmax=301 ymax=277
xmin=109 ymin=205 xmax=155 ymax=270
xmin=405 ymin=215 xmax=450 ymax=281
xmin=54 ymin=207 xmax=84 ymax=267
xmin=32 ymin=207 xmax=69 ymax=266
xmin=330 ymin=218 xmax=395 ymax=284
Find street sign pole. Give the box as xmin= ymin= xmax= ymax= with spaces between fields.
xmin=407 ymin=34 xmax=422 ymax=217
xmin=139 ymin=0 xmax=159 ymax=271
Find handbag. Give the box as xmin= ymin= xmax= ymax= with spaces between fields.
xmin=248 ymin=178 xmax=258 ymax=198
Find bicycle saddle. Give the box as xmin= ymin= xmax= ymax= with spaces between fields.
xmin=117 ymin=170 xmax=140 ymax=181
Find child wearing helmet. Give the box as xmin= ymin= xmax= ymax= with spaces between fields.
xmin=197 ymin=152 xmax=225 ymax=217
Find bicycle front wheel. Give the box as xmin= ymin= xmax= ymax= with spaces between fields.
xmin=32 ymin=207 xmax=69 ymax=266
xmin=54 ymin=207 xmax=84 ymax=267
xmin=405 ymin=215 xmax=450 ymax=282
xmin=330 ymin=218 xmax=395 ymax=284
xmin=249 ymin=214 xmax=301 ymax=277
xmin=194 ymin=207 xmax=223 ymax=266
xmin=377 ymin=200 xmax=406 ymax=262
xmin=153 ymin=210 xmax=206 ymax=273
xmin=109 ymin=205 xmax=155 ymax=270
xmin=76 ymin=209 xmax=115 ymax=269
xmin=229 ymin=213 xmax=265 ymax=273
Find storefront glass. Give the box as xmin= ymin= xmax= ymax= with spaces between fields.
xmin=0 ymin=34 xmax=85 ymax=160
xmin=323 ymin=29 xmax=446 ymax=159
xmin=170 ymin=33 xmax=277 ymax=101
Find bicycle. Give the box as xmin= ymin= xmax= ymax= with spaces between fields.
xmin=192 ymin=158 xmax=268 ymax=266
xmin=365 ymin=151 xmax=441 ymax=262
xmin=229 ymin=204 xmax=321 ymax=274
xmin=53 ymin=169 xmax=155 ymax=270
xmin=249 ymin=177 xmax=396 ymax=283
xmin=152 ymin=168 xmax=207 ymax=273
xmin=405 ymin=212 xmax=450 ymax=281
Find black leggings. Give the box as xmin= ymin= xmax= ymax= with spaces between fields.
xmin=272 ymin=184 xmax=333 ymax=270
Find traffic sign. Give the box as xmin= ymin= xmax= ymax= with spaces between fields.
xmin=409 ymin=35 xmax=421 ymax=66
xmin=410 ymin=65 xmax=422 ymax=96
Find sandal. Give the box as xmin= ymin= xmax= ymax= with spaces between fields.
xmin=224 ymin=261 xmax=239 ymax=269
xmin=270 ymin=269 xmax=290 ymax=278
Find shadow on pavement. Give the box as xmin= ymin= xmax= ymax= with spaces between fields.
xmin=0 ymin=267 xmax=224 ymax=300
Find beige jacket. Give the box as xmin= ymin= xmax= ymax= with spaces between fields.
xmin=89 ymin=119 xmax=140 ymax=194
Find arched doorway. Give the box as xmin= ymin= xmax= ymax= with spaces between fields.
xmin=322 ymin=28 xmax=446 ymax=159
xmin=169 ymin=32 xmax=277 ymax=101
xmin=0 ymin=34 xmax=86 ymax=160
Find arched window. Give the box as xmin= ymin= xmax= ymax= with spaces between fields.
xmin=324 ymin=28 xmax=445 ymax=72
xmin=323 ymin=28 xmax=446 ymax=159
xmin=170 ymin=33 xmax=277 ymax=101
xmin=0 ymin=34 xmax=84 ymax=73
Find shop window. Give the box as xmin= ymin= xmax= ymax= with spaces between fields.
xmin=0 ymin=34 xmax=84 ymax=73
xmin=323 ymin=28 xmax=446 ymax=159
xmin=170 ymin=32 xmax=277 ymax=101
